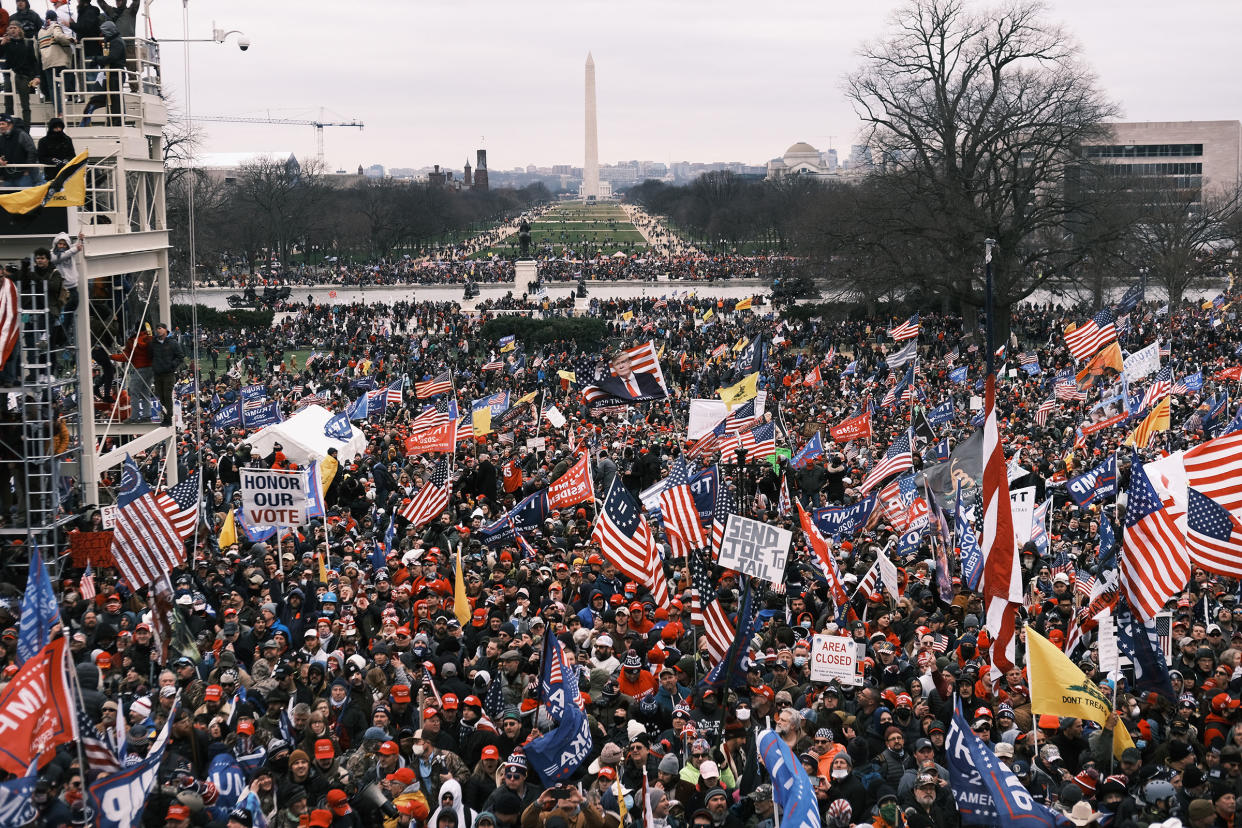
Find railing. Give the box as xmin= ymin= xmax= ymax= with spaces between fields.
xmin=0 ymin=160 xmax=120 ymax=231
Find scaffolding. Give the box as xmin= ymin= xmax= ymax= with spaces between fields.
xmin=0 ymin=38 xmax=174 ymax=570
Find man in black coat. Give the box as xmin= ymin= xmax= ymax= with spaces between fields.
xmin=149 ymin=322 xmax=184 ymax=427
xmin=0 ymin=23 xmax=40 ymax=125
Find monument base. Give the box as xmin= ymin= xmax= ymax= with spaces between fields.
xmin=515 ymin=259 xmax=538 ymax=286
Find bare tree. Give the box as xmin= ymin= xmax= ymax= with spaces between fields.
xmin=846 ymin=0 xmax=1116 ymax=331
xmin=1131 ymin=183 xmax=1242 ymax=307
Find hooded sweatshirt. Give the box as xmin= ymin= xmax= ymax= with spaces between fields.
xmin=51 ymin=232 xmax=80 ymax=289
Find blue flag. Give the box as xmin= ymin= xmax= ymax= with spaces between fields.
xmin=813 ymin=492 xmax=877 ymax=540
xmin=758 ymin=731 xmax=822 ymax=828
xmin=949 ymin=699 xmax=1062 ymax=828
xmin=90 ymin=703 xmax=177 ymax=828
xmin=927 ymin=400 xmax=954 ymax=427
xmin=1115 ymin=599 xmax=1176 ymax=701
xmin=211 ymin=402 xmax=242 ymax=429
xmin=346 ymin=393 xmax=369 ymax=422
xmin=1067 ymin=455 xmax=1118 ymax=506
xmin=477 ymin=491 xmax=549 ymax=548
xmin=240 ymin=383 xmax=266 ymax=402
xmin=0 ymin=763 xmax=38 ymax=828
xmin=1022 ymin=360 xmax=1042 ymax=376
xmin=949 ymin=366 xmax=968 ymax=383
xmin=17 ymin=545 xmax=59 ymax=666
xmin=349 ymin=376 xmax=377 ymax=391
xmin=304 ymin=462 xmax=325 ymax=519
xmin=791 ymin=432 xmax=824 ymax=469
xmin=208 ymin=753 xmax=247 ymax=810
xmin=842 ymin=360 xmax=856 ymax=377
xmin=524 ymin=635 xmax=592 ymax=784
xmin=324 ymin=410 xmax=352 ymax=439
xmin=956 ymin=483 xmax=983 ymax=591
xmin=946 ymin=703 xmax=999 ymax=824
xmin=242 ymin=401 xmax=282 ymax=429
xmin=1181 ymin=371 xmax=1204 ymax=392
xmin=1224 ymin=404 xmax=1242 ymax=437
xmin=1097 ymin=512 xmax=1117 ymax=568
xmin=1116 ymin=282 xmax=1145 ymax=313
xmin=702 ymin=583 xmax=758 ymax=691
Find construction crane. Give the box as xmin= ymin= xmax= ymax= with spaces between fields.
xmin=196 ymin=114 xmax=365 ymax=167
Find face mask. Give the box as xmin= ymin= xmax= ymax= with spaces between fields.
xmin=1135 ymin=740 xmax=1147 ymax=750
xmin=800 ymin=621 xmax=812 ymax=630
xmin=794 ymin=656 xmax=808 ymax=667
xmin=832 ymin=769 xmax=848 ymax=780
xmin=1130 ymin=705 xmax=1140 ymax=717
xmin=411 ymin=745 xmax=426 ymax=757
xmin=879 ymin=802 xmax=898 ymax=824
xmin=737 ymin=709 xmax=751 ymax=722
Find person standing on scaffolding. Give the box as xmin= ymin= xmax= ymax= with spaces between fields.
xmin=111 ymin=322 xmax=152 ymax=423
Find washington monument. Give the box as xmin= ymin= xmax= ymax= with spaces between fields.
xmin=583 ymin=52 xmax=600 ymax=200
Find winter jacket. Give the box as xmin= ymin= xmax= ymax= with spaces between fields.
xmin=149 ymin=333 xmax=184 ymax=375
xmin=0 ymin=124 xmax=36 ymax=180
xmin=36 ymin=20 xmax=74 ymax=70
xmin=0 ymin=34 xmax=39 ymax=77
xmin=37 ymin=127 xmax=76 ymax=179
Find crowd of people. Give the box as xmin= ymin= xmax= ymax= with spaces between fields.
xmin=10 ymin=259 xmax=1242 ymax=828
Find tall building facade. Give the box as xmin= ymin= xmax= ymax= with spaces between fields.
xmin=582 ymin=53 xmax=600 ymax=200
xmin=1082 ymin=121 xmax=1241 ymax=209
xmin=473 ymin=149 xmax=489 ymax=191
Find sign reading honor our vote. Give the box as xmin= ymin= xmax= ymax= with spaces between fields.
xmin=718 ymin=514 xmax=793 ymax=586
xmin=240 ymin=468 xmax=309 ymax=527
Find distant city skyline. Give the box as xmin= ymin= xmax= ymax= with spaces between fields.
xmin=150 ymin=0 xmax=1239 ymax=172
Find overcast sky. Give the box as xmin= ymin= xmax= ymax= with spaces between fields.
xmin=150 ymin=0 xmax=1240 ymax=173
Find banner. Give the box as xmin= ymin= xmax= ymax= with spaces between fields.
xmin=69 ymin=530 xmax=115 ymax=567
xmin=240 ymin=468 xmax=308 ymax=527
xmin=830 ymin=412 xmax=871 ymax=443
xmin=920 ymin=430 xmax=983 ymax=512
xmin=0 ymin=637 xmax=75 ymax=775
xmin=240 ymin=384 xmax=266 ymax=403
xmin=207 ymin=753 xmax=247 ymax=810
xmin=809 ymin=634 xmax=861 ymax=686
xmin=946 ymin=704 xmax=999 ymax=824
xmin=241 ymin=401 xmax=281 ymax=429
xmin=89 ymin=701 xmax=176 ymax=828
xmin=211 ymin=402 xmax=242 ymax=429
xmin=404 ymin=421 xmax=455 ymax=455
xmin=791 ymin=432 xmax=824 ymax=469
xmin=524 ymin=634 xmax=592 ymax=784
xmin=17 ymin=550 xmax=59 ymax=666
xmin=687 ymin=392 xmax=768 ymax=440
xmin=547 ymin=453 xmax=594 ymax=509
xmin=812 ymin=493 xmax=877 ymax=539
xmin=1123 ymin=340 xmax=1161 ymax=382
xmin=1009 ymin=486 xmax=1036 ymax=546
xmin=758 ymin=732 xmax=822 ymax=828
xmin=1067 ymin=455 xmax=1118 ymax=506
xmin=718 ymin=514 xmax=793 ymax=586
xmin=927 ymin=401 xmax=954 ymax=427
xmin=0 ymin=763 xmax=37 ymax=828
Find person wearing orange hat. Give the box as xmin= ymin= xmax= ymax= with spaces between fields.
xmin=165 ymin=803 xmax=192 ymax=828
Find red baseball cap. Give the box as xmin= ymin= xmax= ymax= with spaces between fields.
xmin=237 ymin=720 xmax=254 ymax=735
xmin=309 ymin=810 xmax=333 ymax=828
xmin=391 ymin=685 xmax=411 ymax=703
xmin=204 ymin=685 xmax=222 ymax=702
xmin=378 ymin=741 xmax=399 ymax=756
xmin=166 ymin=804 xmax=191 ymax=821
xmin=394 ymin=767 xmax=416 ymax=785
xmin=326 ymin=789 xmax=350 ymax=814
xmin=314 ymin=739 xmax=335 ymax=760
xmin=442 ymin=693 xmax=459 ymax=710
xmin=482 ymin=745 xmax=500 ymax=760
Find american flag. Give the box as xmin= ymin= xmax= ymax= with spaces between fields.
xmin=1121 ymin=452 xmax=1190 ymax=620
xmin=710 ymin=477 xmax=736 ymax=558
xmin=296 ymin=391 xmax=327 ymax=409
xmin=1050 ymin=549 xmax=1074 ymax=578
xmin=399 ymin=459 xmax=452 ymax=530
xmin=1184 ymin=431 xmax=1242 ymax=513
xmin=80 ymin=564 xmax=96 ymax=601
xmin=110 ymin=457 xmax=187 ymax=590
xmin=1055 ymin=380 xmax=1087 ymax=402
xmin=385 ymin=378 xmax=405 ymax=407
xmin=78 ymin=707 xmax=122 ymax=774
xmin=653 ymin=299 xmax=667 ymax=310
xmin=1073 ymin=569 xmax=1097 ymax=600
xmin=411 ymin=398 xmax=455 ymax=433
xmin=591 ymin=477 xmax=670 ymax=610
xmin=0 ymin=276 xmax=18 ymax=369
xmin=483 ymin=668 xmax=506 ymax=720
xmin=887 ymin=340 xmax=918 ymax=369
xmin=887 ymin=313 xmax=919 ymax=341
xmin=415 ymin=371 xmax=452 ymax=399
xmin=482 ymin=359 xmax=504 ymax=371
xmin=1019 ymin=352 xmax=1039 ymax=367
xmin=798 ymin=502 xmax=848 ymax=603
xmin=720 ymin=393 xmax=767 ymax=434
xmin=154 ymin=470 xmax=200 ymax=540
xmin=855 ymin=559 xmax=880 ymax=598
xmin=1140 ymin=366 xmax=1173 ymax=412
xmin=859 ymin=431 xmax=912 ymax=494
xmin=721 ymin=422 xmax=777 ymax=461
xmin=1186 ymin=489 xmax=1242 ymax=578
xmin=1064 ymin=308 xmax=1117 ymax=362
xmin=689 ymin=547 xmax=733 ymax=665
xmin=1035 ymin=399 xmax=1056 ymax=426
xmin=659 ymin=458 xmax=708 ymax=558
xmin=982 ymin=374 xmax=1020 ymax=682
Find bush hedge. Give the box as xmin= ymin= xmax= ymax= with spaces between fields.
xmin=480 ymin=316 xmax=608 ymax=346
xmin=171 ymin=304 xmax=274 ymax=331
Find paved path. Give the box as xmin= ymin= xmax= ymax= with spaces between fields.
xmin=621 ymin=204 xmax=700 ymax=257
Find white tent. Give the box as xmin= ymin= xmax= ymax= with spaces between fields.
xmin=247 ymin=404 xmax=366 ymax=466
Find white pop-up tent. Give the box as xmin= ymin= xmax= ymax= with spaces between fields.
xmin=247 ymin=404 xmax=367 ymax=466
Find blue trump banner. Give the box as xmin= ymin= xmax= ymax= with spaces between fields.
xmin=524 ymin=634 xmax=592 ymax=784
xmin=0 ymin=763 xmax=36 ymax=828
xmin=956 ymin=483 xmax=983 ymax=591
xmin=1067 ymin=455 xmax=1118 ymax=506
xmin=240 ymin=383 xmax=266 ymax=402
xmin=208 ymin=753 xmax=247 ymax=810
xmin=946 ymin=702 xmax=999 ymax=824
xmin=949 ymin=700 xmax=1061 ymax=828
xmin=1115 ymin=600 xmax=1176 ymax=701
xmin=927 ymin=401 xmax=954 ymax=427
xmin=791 ymin=431 xmax=824 ymax=469
xmin=242 ymin=401 xmax=282 ymax=429
xmin=324 ymin=410 xmax=352 ymax=439
xmin=211 ymin=402 xmax=242 ymax=429
xmin=949 ymin=366 xmax=968 ymax=383
xmin=758 ymin=731 xmax=821 ymax=828
xmin=90 ymin=700 xmax=177 ymax=828
xmin=17 ymin=545 xmax=58 ymax=665
xmin=812 ymin=492 xmax=877 ymax=540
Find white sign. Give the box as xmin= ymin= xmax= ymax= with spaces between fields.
xmin=543 ymin=407 xmax=566 ymax=429
xmin=240 ymin=468 xmax=308 ymax=527
xmin=718 ymin=514 xmax=792 ymax=586
xmin=1096 ymin=609 xmax=1120 ymax=678
xmin=687 ymin=392 xmax=767 ymax=440
xmin=525 ymin=437 xmax=547 ymax=451
xmin=877 ymin=549 xmax=901 ymax=601
xmin=100 ymin=505 xmax=118 ymax=529
xmin=1123 ymin=340 xmax=1161 ymax=382
xmin=1010 ymin=486 xmax=1036 ymax=545
xmin=810 ymin=634 xmax=862 ymax=686
xmin=969 ymin=395 xmax=983 ymax=412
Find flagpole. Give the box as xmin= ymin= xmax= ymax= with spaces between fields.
xmin=65 ymin=641 xmax=95 ymax=786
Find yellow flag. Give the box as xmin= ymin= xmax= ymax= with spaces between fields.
xmin=472 ymin=407 xmax=492 ymax=436
xmin=1124 ymin=396 xmax=1170 ymax=448
xmin=702 ymin=308 xmax=714 ymax=322
xmin=0 ymin=150 xmax=88 ymax=214
xmin=732 ymin=337 xmax=749 ymax=353
xmin=217 ymin=509 xmax=237 ymax=548
xmin=515 ymin=390 xmax=539 ymax=406
xmin=718 ymin=372 xmax=759 ymax=410
xmin=557 ymin=370 xmax=576 ymax=382
xmin=320 ymin=454 xmax=339 ymax=492
xmin=1026 ymin=627 xmax=1135 ymax=759
xmin=621 ymin=311 xmax=634 ymax=322
xmin=454 ymin=548 xmax=471 ymax=626
xmin=735 ymin=297 xmax=753 ymax=312
xmin=318 ymin=550 xmax=328 ymax=584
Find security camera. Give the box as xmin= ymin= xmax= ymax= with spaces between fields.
xmin=237 ymin=36 xmax=251 ymax=51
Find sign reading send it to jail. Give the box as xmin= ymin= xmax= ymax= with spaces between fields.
xmin=240 ymin=468 xmax=308 ymax=527
xmin=717 ymin=514 xmax=792 ymax=586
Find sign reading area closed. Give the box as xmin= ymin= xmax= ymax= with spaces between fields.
xmin=717 ymin=514 xmax=792 ymax=586
xmin=810 ymin=634 xmax=862 ymax=686
xmin=241 ymin=468 xmax=308 ymax=527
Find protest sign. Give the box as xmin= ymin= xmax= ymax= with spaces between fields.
xmin=240 ymin=468 xmax=308 ymax=527
xmin=718 ymin=514 xmax=792 ymax=586
xmin=810 ymin=634 xmax=862 ymax=686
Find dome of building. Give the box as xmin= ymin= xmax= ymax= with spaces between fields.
xmin=784 ymin=142 xmax=819 ymax=157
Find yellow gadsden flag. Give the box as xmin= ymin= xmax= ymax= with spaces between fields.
xmin=1027 ymin=627 xmax=1135 ymax=759
xmin=217 ymin=509 xmax=237 ymax=548
xmin=453 ymin=548 xmax=471 ymax=626
xmin=718 ymin=372 xmax=759 ymax=410
xmin=1124 ymin=396 xmax=1170 ymax=448
xmin=0 ymin=150 xmax=88 ymax=214
xmin=472 ymin=406 xmax=492 ymax=437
